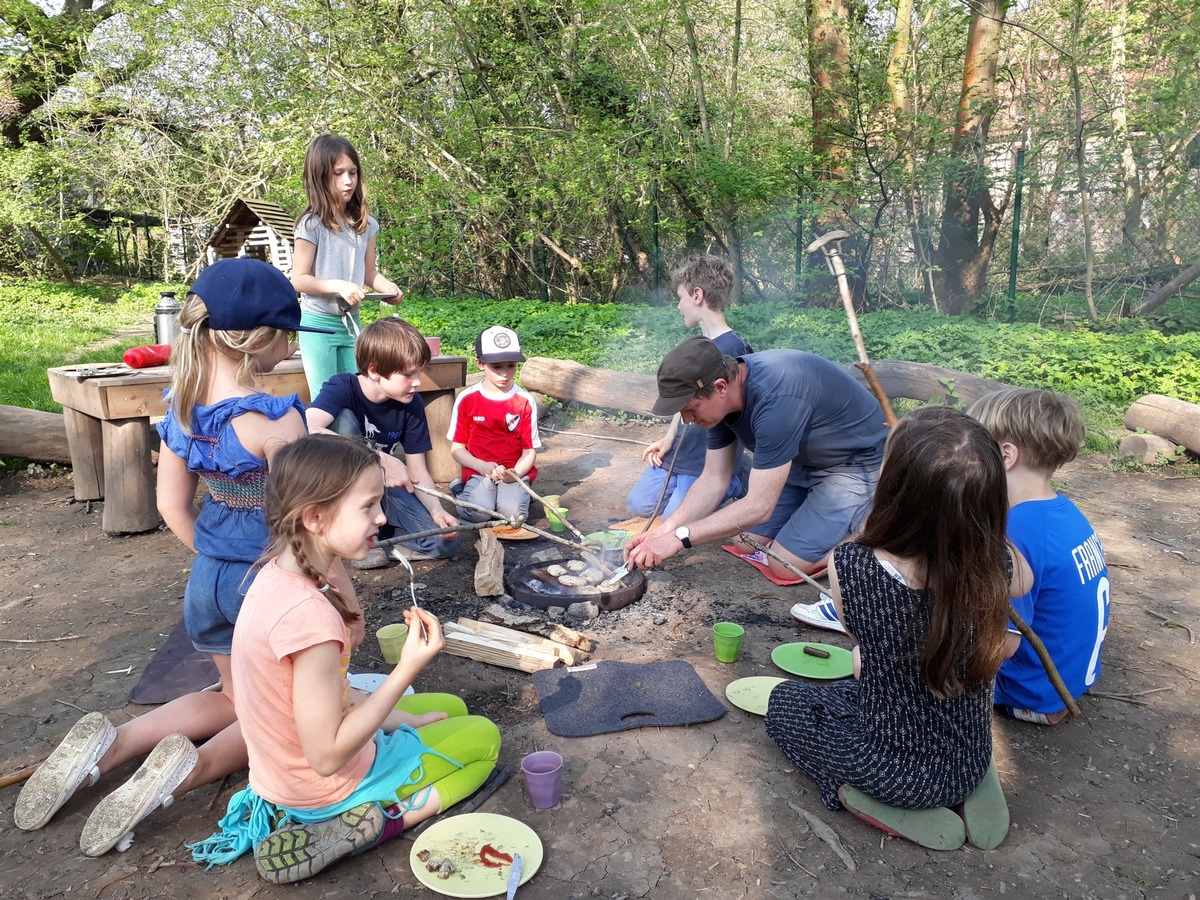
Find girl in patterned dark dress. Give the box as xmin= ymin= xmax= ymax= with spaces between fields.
xmin=765 ymin=407 xmax=1031 ymax=850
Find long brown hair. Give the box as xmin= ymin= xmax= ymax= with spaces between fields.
xmin=263 ymin=434 xmax=381 ymax=625
xmin=168 ymin=294 xmax=283 ymax=434
xmin=856 ymin=406 xmax=1011 ymax=698
xmin=299 ymin=133 xmax=369 ymax=234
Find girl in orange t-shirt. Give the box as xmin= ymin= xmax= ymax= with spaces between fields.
xmin=192 ymin=434 xmax=499 ymax=884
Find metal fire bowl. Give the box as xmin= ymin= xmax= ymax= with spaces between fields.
xmin=506 ymin=558 xmax=646 ymax=612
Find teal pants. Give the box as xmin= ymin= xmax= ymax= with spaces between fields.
xmin=394 ymin=693 xmax=500 ymax=811
xmin=298 ymin=310 xmax=359 ymax=399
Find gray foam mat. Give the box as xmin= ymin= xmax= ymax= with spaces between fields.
xmin=533 ymin=659 xmax=725 ymax=736
xmin=129 ymin=619 xmax=219 ymax=705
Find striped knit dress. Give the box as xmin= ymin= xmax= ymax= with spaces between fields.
xmin=764 ymin=542 xmax=992 ymax=811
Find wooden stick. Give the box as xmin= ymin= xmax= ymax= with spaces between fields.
xmin=506 ymin=470 xmax=590 ymax=544
xmin=0 ymin=634 xmax=83 ymax=644
xmin=0 ymin=762 xmax=39 ymax=790
xmin=854 ymin=362 xmax=899 ymax=428
xmin=736 ymin=533 xmax=828 ymax=593
xmin=1004 ymin=606 xmax=1082 ymax=718
xmin=374 ymin=518 xmax=505 ymax=549
xmin=412 ymin=483 xmax=522 ymax=526
xmin=1145 ymin=609 xmax=1195 ymax=644
xmin=539 ymin=426 xmax=653 ymax=447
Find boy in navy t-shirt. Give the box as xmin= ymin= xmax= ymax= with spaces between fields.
xmin=970 ymin=388 xmax=1110 ymax=724
xmin=306 ymin=317 xmax=460 ymax=567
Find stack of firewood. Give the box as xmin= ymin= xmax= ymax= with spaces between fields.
xmin=441 ymin=604 xmax=596 ymax=673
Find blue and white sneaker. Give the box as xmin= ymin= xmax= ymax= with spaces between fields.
xmin=790 ymin=594 xmax=847 ymax=634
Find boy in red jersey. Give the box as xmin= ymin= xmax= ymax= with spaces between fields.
xmin=446 ymin=326 xmax=541 ymax=523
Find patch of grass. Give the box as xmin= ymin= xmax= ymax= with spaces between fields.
xmin=0 ymin=279 xmax=185 ymax=411
xmin=5 ymin=278 xmax=1199 ymax=454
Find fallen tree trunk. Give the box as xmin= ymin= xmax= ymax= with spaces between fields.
xmin=1135 ymin=259 xmax=1200 ymax=317
xmin=0 ymin=406 xmax=71 ymax=464
xmin=521 ymin=356 xmax=1017 ymax=417
xmin=854 ymin=360 xmax=1016 ymax=409
xmin=522 ymin=357 xmax=660 ymax=416
xmin=1125 ymin=394 xmax=1200 ymax=454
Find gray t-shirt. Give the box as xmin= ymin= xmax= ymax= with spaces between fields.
xmin=707 ymin=350 xmax=888 ymax=488
xmin=294 ymin=213 xmax=380 ymax=316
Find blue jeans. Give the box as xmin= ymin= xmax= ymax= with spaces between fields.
xmin=328 ymin=412 xmax=459 ymax=558
xmin=382 ymin=487 xmax=460 ymax=558
xmin=758 ymin=463 xmax=880 ymax=562
xmin=626 ymin=466 xmax=742 ymax=519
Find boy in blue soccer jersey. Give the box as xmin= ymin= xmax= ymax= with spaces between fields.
xmin=970 ymin=388 xmax=1111 ymax=725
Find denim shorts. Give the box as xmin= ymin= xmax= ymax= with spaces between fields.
xmin=184 ymin=554 xmax=259 ymax=654
xmin=758 ymin=463 xmax=880 ymax=562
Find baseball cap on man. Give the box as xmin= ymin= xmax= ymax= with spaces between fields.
xmin=189 ymin=258 xmax=333 ymax=334
xmin=652 ymin=335 xmax=728 ymax=417
xmin=476 ymin=325 xmax=526 ymax=363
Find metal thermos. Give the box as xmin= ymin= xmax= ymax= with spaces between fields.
xmin=154 ymin=291 xmax=181 ymax=345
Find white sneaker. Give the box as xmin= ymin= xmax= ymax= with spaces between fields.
xmin=352 ymin=547 xmax=391 ymax=570
xmin=389 ymin=546 xmax=438 ymax=562
xmin=15 ymin=712 xmax=116 ymax=831
xmin=790 ymin=594 xmax=847 ymax=634
xmin=79 ymin=733 xmax=198 ymax=856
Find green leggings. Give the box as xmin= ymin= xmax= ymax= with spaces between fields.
xmin=393 ymin=693 xmax=500 ymax=812
xmin=298 ymin=310 xmax=359 ymax=399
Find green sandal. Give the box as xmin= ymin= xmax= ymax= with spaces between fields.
xmin=838 ymin=785 xmax=966 ymax=851
xmin=960 ymin=759 xmax=1009 ymax=850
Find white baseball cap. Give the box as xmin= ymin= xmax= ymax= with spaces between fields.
xmin=476 ymin=325 xmax=526 ymax=363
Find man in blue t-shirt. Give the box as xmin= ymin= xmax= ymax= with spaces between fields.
xmin=970 ymin=388 xmax=1110 ymax=724
xmin=307 ymin=317 xmax=460 ymax=568
xmin=625 ymin=336 xmax=888 ymax=581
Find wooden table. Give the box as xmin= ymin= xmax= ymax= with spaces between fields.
xmin=47 ymin=355 xmax=467 ymax=534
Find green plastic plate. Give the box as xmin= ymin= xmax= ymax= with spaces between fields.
xmin=770 ymin=642 xmax=854 ymax=680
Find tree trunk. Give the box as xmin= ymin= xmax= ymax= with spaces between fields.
xmin=807 ymin=0 xmax=866 ymax=301
xmin=1125 ymin=394 xmax=1200 ymax=455
xmin=1069 ymin=0 xmax=1098 ymax=321
xmin=1135 ymin=259 xmax=1200 ymax=316
xmin=0 ymin=406 xmax=71 ymax=464
xmin=886 ymin=0 xmax=937 ymax=308
xmin=931 ymin=0 xmax=1011 ymax=315
xmin=1110 ymin=1 xmax=1143 ymax=250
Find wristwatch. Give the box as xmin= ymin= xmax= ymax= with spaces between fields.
xmin=675 ymin=525 xmax=692 ymax=549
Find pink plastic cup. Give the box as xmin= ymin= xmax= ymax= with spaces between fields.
xmin=521 ymin=750 xmax=563 ymax=809
xmin=425 ymin=336 xmax=442 ymax=357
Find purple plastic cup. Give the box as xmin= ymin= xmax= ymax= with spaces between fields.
xmin=521 ymin=750 xmax=563 ymax=809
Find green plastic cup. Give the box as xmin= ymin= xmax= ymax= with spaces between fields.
xmin=376 ymin=623 xmax=408 ymax=664
xmin=713 ymin=622 xmax=745 ymax=663
xmin=547 ymin=507 xmax=569 ymax=533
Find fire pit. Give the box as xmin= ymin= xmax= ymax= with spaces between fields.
xmin=507 ymin=557 xmax=646 ymax=612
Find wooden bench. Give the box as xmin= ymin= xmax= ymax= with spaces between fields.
xmin=47 ymin=355 xmax=467 ymax=534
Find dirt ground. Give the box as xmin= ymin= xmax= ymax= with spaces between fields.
xmin=2 ymin=412 xmax=1199 ymax=900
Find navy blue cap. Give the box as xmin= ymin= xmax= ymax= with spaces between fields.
xmin=189 ymin=258 xmax=333 ymax=334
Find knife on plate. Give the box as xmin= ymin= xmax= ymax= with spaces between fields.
xmin=505 ymin=852 xmax=523 ymax=899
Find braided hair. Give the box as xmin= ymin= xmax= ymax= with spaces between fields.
xmin=263 ymin=434 xmax=382 ymax=625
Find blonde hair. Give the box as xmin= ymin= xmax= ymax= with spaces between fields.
xmin=167 ymin=294 xmax=284 ymax=433
xmin=264 ymin=434 xmax=382 ymax=625
xmin=968 ymin=388 xmax=1085 ymax=474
